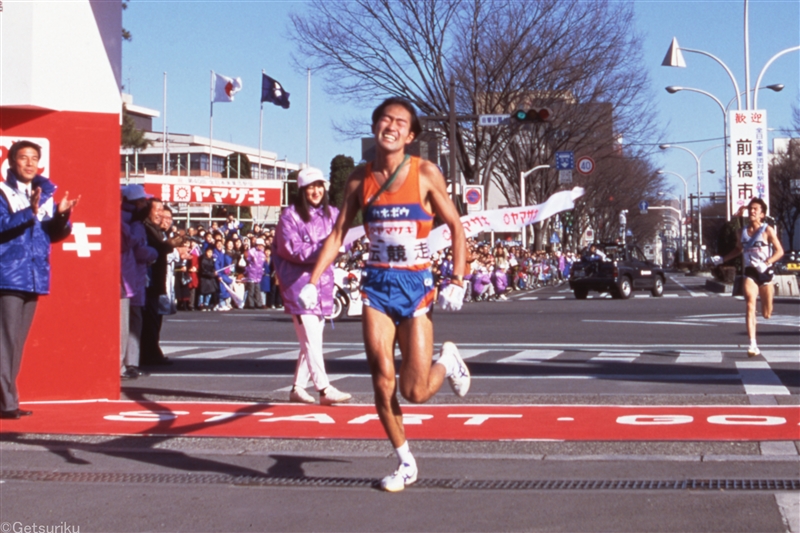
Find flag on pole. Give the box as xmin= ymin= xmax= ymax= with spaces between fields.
xmin=212 ymin=72 xmax=243 ymax=103
xmin=261 ymin=73 xmax=290 ymax=109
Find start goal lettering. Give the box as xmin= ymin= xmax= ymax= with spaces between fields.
xmin=11 ymin=402 xmax=787 ymax=442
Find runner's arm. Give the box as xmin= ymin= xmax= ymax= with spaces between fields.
xmin=421 ymin=161 xmax=467 ymax=285
xmin=764 ymin=226 xmax=784 ymax=266
xmin=307 ymin=170 xmax=364 ymax=286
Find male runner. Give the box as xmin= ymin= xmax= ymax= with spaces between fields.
xmin=299 ymin=97 xmax=469 ymax=492
xmin=715 ymin=198 xmax=783 ymax=356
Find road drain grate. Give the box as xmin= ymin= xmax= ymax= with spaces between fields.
xmin=2 ymin=470 xmax=798 ymax=491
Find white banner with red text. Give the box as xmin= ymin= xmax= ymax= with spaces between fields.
xmin=343 ymin=187 xmax=584 ymax=252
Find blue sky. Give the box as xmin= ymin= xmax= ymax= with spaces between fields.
xmin=123 ymin=0 xmax=799 ymax=201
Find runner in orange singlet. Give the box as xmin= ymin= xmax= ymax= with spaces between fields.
xmin=301 ymin=97 xmax=468 ymax=492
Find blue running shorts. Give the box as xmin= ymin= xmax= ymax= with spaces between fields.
xmin=360 ymin=266 xmax=436 ymax=324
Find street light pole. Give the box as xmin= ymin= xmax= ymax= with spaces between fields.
xmin=648 ymin=192 xmax=683 ymax=263
xmin=520 ymin=164 xmax=551 ymax=249
xmin=665 ymin=84 xmax=785 ymax=222
xmin=665 ymin=86 xmax=730 ymax=220
xmin=659 ymin=145 xmax=722 ymax=266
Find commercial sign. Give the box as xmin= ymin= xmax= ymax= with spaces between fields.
xmin=729 ymin=109 xmax=768 ymax=213
xmin=127 ymin=174 xmax=283 ymax=207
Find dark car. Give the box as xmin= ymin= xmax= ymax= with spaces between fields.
xmin=569 ymin=243 xmax=666 ymax=299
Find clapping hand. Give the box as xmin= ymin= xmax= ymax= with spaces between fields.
xmin=57 ymin=191 xmax=80 ymax=214
xmin=29 ymin=187 xmax=41 ymax=211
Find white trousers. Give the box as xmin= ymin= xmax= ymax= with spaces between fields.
xmin=292 ymin=314 xmax=330 ymax=391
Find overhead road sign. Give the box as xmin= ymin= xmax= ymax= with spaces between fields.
xmin=478 ymin=114 xmax=511 ymax=127
xmin=555 ymin=151 xmax=574 ymax=170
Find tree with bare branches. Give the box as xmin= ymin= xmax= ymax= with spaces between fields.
xmin=290 ymin=0 xmax=663 ymax=249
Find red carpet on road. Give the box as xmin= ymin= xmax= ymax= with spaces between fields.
xmin=2 ymin=401 xmax=798 ymax=441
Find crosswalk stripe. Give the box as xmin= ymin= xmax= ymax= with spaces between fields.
xmin=663 ymin=294 xmax=679 ymax=298
xmin=689 ymin=292 xmax=708 ymax=297
xmin=258 ymin=348 xmax=340 ymax=360
xmin=161 ymin=346 xmax=200 ymax=355
xmin=675 ymin=351 xmax=723 ymax=364
xmin=179 ymin=347 xmax=266 ymax=359
xmin=592 ymin=352 xmax=639 ymax=362
xmin=497 ymin=350 xmax=563 ymax=364
xmin=760 ymin=350 xmax=800 ymax=363
xmin=735 ymin=361 xmax=791 ymax=395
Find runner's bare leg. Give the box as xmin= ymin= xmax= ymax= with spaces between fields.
xmin=759 ymin=283 xmax=774 ymax=319
xmin=744 ymin=277 xmax=759 ymax=340
xmin=363 ymin=306 xmax=406 ymax=448
xmin=396 ymin=310 xmax=446 ymax=403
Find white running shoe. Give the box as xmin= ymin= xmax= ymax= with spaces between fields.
xmin=441 ymin=341 xmax=470 ymax=397
xmin=380 ymin=462 xmax=418 ymax=492
xmin=747 ymin=343 xmax=761 ymax=357
xmin=289 ymin=386 xmax=316 ymax=404
xmin=319 ymin=385 xmax=352 ymax=405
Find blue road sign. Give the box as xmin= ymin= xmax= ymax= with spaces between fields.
xmin=555 ymin=151 xmax=574 ymax=170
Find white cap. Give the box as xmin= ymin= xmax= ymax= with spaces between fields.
xmin=297 ymin=167 xmax=329 ymax=189
xmin=255 ymin=238 xmax=265 ymax=246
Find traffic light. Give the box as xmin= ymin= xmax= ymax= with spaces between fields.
xmin=512 ymin=107 xmax=552 ymax=123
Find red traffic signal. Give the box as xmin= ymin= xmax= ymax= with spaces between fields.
xmin=512 ymin=107 xmax=552 ymax=123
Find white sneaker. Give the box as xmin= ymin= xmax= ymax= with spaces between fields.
xmin=441 ymin=341 xmax=470 ymax=397
xmin=319 ymin=385 xmax=352 ymax=405
xmin=747 ymin=343 xmax=761 ymax=357
xmin=380 ymin=462 xmax=418 ymax=492
xmin=289 ymin=386 xmax=315 ymax=404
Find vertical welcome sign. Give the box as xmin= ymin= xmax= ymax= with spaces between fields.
xmin=0 ymin=1 xmax=122 ymax=401
xmin=729 ymin=109 xmax=769 ymax=215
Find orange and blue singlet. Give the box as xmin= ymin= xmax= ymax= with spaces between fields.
xmin=360 ymin=156 xmax=436 ymax=322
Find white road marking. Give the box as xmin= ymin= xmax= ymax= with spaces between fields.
xmin=675 ymin=351 xmax=723 ymax=364
xmin=583 ymin=319 xmax=709 ymax=327
xmin=258 ymin=348 xmax=339 ymax=360
xmin=179 ymin=347 xmax=266 ymax=359
xmin=592 ymin=352 xmax=640 ymax=363
xmin=663 ymin=294 xmax=679 ymax=298
xmin=497 ymin=350 xmax=563 ymax=364
xmin=735 ymin=361 xmax=791 ymax=395
xmin=161 ymin=346 xmax=200 ymax=355
xmin=761 ymin=350 xmax=800 ymax=363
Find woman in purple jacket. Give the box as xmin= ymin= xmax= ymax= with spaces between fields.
xmin=273 ymin=168 xmax=352 ymax=405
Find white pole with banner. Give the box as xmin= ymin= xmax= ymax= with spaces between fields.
xmin=729 ymin=109 xmax=768 ymax=216
xmin=209 ymin=70 xmax=214 ymax=177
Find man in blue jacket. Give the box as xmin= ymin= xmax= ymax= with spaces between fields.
xmin=0 ymin=140 xmax=79 ymax=419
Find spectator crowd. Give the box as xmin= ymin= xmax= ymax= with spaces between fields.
xmin=119 ymin=188 xmax=580 ymax=379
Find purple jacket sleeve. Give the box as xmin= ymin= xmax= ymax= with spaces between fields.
xmin=274 ymin=208 xmax=323 ymax=266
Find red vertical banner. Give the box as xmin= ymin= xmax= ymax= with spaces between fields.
xmin=1 ymin=0 xmax=123 ymax=401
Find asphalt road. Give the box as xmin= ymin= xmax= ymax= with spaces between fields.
xmin=1 ymin=272 xmax=798 ymax=533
